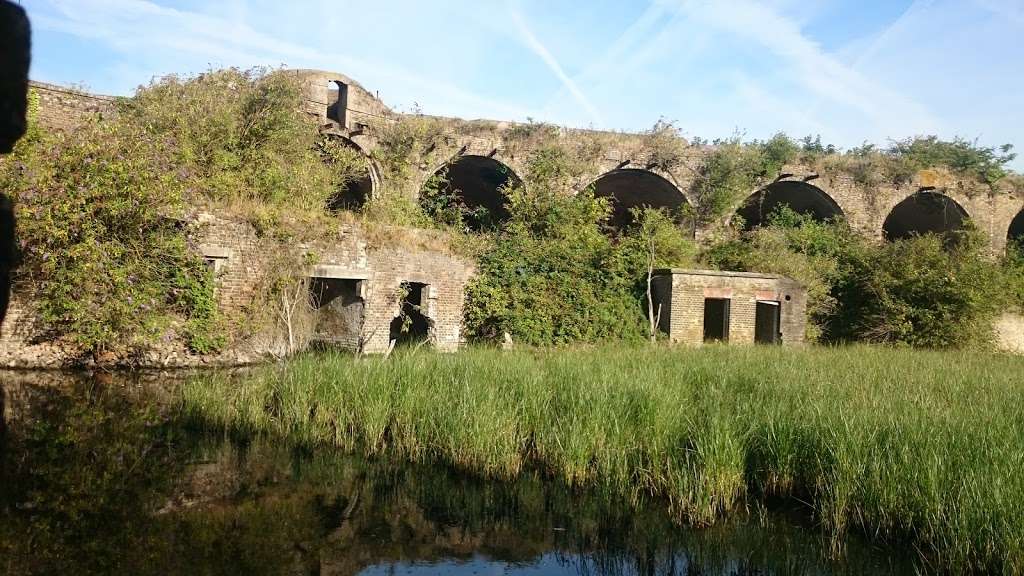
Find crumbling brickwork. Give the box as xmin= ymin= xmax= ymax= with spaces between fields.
xmin=194 ymin=213 xmax=473 ymax=355
xmin=9 ymin=72 xmax=1024 ymax=364
xmin=653 ymin=269 xmax=807 ymax=346
xmin=25 ymin=72 xmax=1024 ymax=256
xmin=29 ymin=81 xmax=116 ymax=132
xmin=285 ymin=69 xmax=1023 ymax=256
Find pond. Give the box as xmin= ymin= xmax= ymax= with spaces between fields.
xmin=0 ymin=370 xmax=919 ymax=576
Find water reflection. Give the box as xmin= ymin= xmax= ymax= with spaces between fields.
xmin=0 ymin=371 xmax=917 ymax=575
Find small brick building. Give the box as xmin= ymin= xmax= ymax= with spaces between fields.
xmin=651 ymin=269 xmax=807 ymax=346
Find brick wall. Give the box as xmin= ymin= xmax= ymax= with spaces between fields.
xmin=195 ymin=213 xmax=473 ymax=355
xmin=29 ymin=81 xmax=117 ymax=132
xmin=0 ymin=211 xmax=473 ymax=367
xmin=995 ymin=313 xmax=1024 ymax=354
xmin=654 ymin=269 xmax=807 ymax=346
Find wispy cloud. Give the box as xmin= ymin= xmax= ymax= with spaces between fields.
xmin=507 ymin=4 xmax=604 ymax=125
xmin=973 ymin=0 xmax=1024 ymax=27
xmin=31 ymin=0 xmax=542 ymax=120
xmin=672 ymin=0 xmax=942 ymax=140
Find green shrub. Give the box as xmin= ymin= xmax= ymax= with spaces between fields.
xmin=463 ymin=147 xmax=695 ymax=345
xmin=888 ymin=136 xmax=1016 ymax=184
xmin=464 ymin=186 xmax=644 ymax=344
xmin=813 ymin=226 xmax=1004 ymax=348
xmin=0 ymin=119 xmax=220 ymax=354
xmin=691 ymin=133 xmax=799 ymax=223
xmin=705 ymin=208 xmax=1008 ymax=348
xmin=1004 ymin=244 xmax=1024 ymax=311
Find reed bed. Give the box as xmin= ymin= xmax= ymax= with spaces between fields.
xmin=182 ymin=345 xmax=1024 ymax=573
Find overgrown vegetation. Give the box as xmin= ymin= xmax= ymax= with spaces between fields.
xmin=4 ymin=65 xmax=1023 ymax=357
xmin=689 ymin=133 xmax=801 ymax=223
xmin=463 ymin=145 xmax=695 ymax=345
xmin=0 ymin=93 xmax=221 ymax=355
xmin=184 ymin=345 xmax=1024 ymax=574
xmin=704 ymin=208 xmax=1015 ymax=347
xmin=0 ymin=68 xmax=374 ymax=358
xmin=691 ymin=132 xmax=1019 ymax=223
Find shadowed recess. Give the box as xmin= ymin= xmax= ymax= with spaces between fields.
xmin=327 ymin=137 xmax=373 ymax=211
xmin=425 ymin=155 xmax=519 ymax=231
xmin=883 ymin=191 xmax=968 ymax=241
xmin=736 ymin=181 xmax=843 ymax=230
xmin=590 ymin=169 xmax=688 ymax=230
xmin=1008 ymin=210 xmax=1024 ymax=249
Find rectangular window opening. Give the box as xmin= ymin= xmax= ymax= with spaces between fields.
xmin=755 ymin=301 xmax=782 ymax=344
xmin=703 ymin=298 xmax=730 ymax=342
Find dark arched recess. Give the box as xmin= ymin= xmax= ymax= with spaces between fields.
xmin=1008 ymin=209 xmax=1024 ymax=251
xmin=735 ymin=180 xmax=843 ymax=230
xmin=422 ymin=155 xmax=520 ymax=231
xmin=326 ymin=137 xmax=373 ymax=212
xmin=590 ymin=169 xmax=688 ymax=230
xmin=883 ymin=191 xmax=968 ymax=241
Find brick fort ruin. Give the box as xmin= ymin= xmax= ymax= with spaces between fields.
xmin=3 ymin=71 xmax=1024 ymax=365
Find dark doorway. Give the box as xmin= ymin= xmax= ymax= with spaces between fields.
xmin=736 ymin=181 xmax=843 ymax=230
xmin=309 ymin=278 xmax=364 ymax=350
xmin=755 ymin=301 xmax=781 ymax=344
xmin=703 ymin=298 xmax=730 ymax=342
xmin=326 ymin=80 xmax=348 ymax=126
xmin=389 ymin=282 xmax=431 ymax=346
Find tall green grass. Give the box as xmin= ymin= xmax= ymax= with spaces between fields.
xmin=182 ymin=345 xmax=1024 ymax=573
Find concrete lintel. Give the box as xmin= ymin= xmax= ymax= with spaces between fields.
xmin=654 ymin=268 xmax=787 ymax=281
xmin=200 ymin=245 xmax=232 ymax=259
xmin=308 ymin=264 xmax=370 ymax=280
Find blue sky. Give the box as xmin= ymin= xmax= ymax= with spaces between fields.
xmin=18 ymin=0 xmax=1024 ymax=168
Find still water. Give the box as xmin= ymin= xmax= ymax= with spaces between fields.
xmin=0 ymin=370 xmax=919 ymax=576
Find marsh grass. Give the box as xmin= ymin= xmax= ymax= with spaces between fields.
xmin=183 ymin=345 xmax=1024 ymax=574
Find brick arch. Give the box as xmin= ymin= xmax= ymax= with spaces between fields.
xmin=420 ymin=153 xmax=522 ymax=231
xmin=726 ymin=178 xmax=847 ymax=230
xmin=882 ymin=189 xmax=971 ymax=241
xmin=324 ymin=135 xmax=380 ymax=211
xmin=585 ymin=168 xmax=691 ymax=230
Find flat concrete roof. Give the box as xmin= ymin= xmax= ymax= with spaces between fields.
xmin=653 ymin=268 xmax=790 ymax=281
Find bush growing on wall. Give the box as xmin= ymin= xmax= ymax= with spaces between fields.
xmin=704 ymin=208 xmax=1009 ymax=348
xmin=691 ymin=133 xmax=800 ymax=223
xmin=841 ymin=228 xmax=1004 ymax=347
xmin=463 ymin=148 xmax=696 ymax=345
xmin=0 ymin=68 xmax=365 ymax=357
xmin=0 ymin=115 xmax=220 ymax=355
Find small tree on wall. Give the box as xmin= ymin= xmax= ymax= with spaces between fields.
xmin=276 ymin=277 xmax=310 ymax=356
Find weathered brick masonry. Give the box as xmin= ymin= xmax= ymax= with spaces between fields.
xmin=29 ymin=81 xmax=117 ymax=131
xmin=194 ymin=213 xmax=474 ymax=355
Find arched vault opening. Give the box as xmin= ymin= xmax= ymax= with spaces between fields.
xmin=1008 ymin=209 xmax=1024 ymax=250
xmin=421 ymin=155 xmax=519 ymax=231
xmin=883 ymin=190 xmax=968 ymax=241
xmin=735 ymin=180 xmax=843 ymax=230
xmin=589 ymin=169 xmax=688 ymax=230
xmin=325 ymin=136 xmax=373 ymax=212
